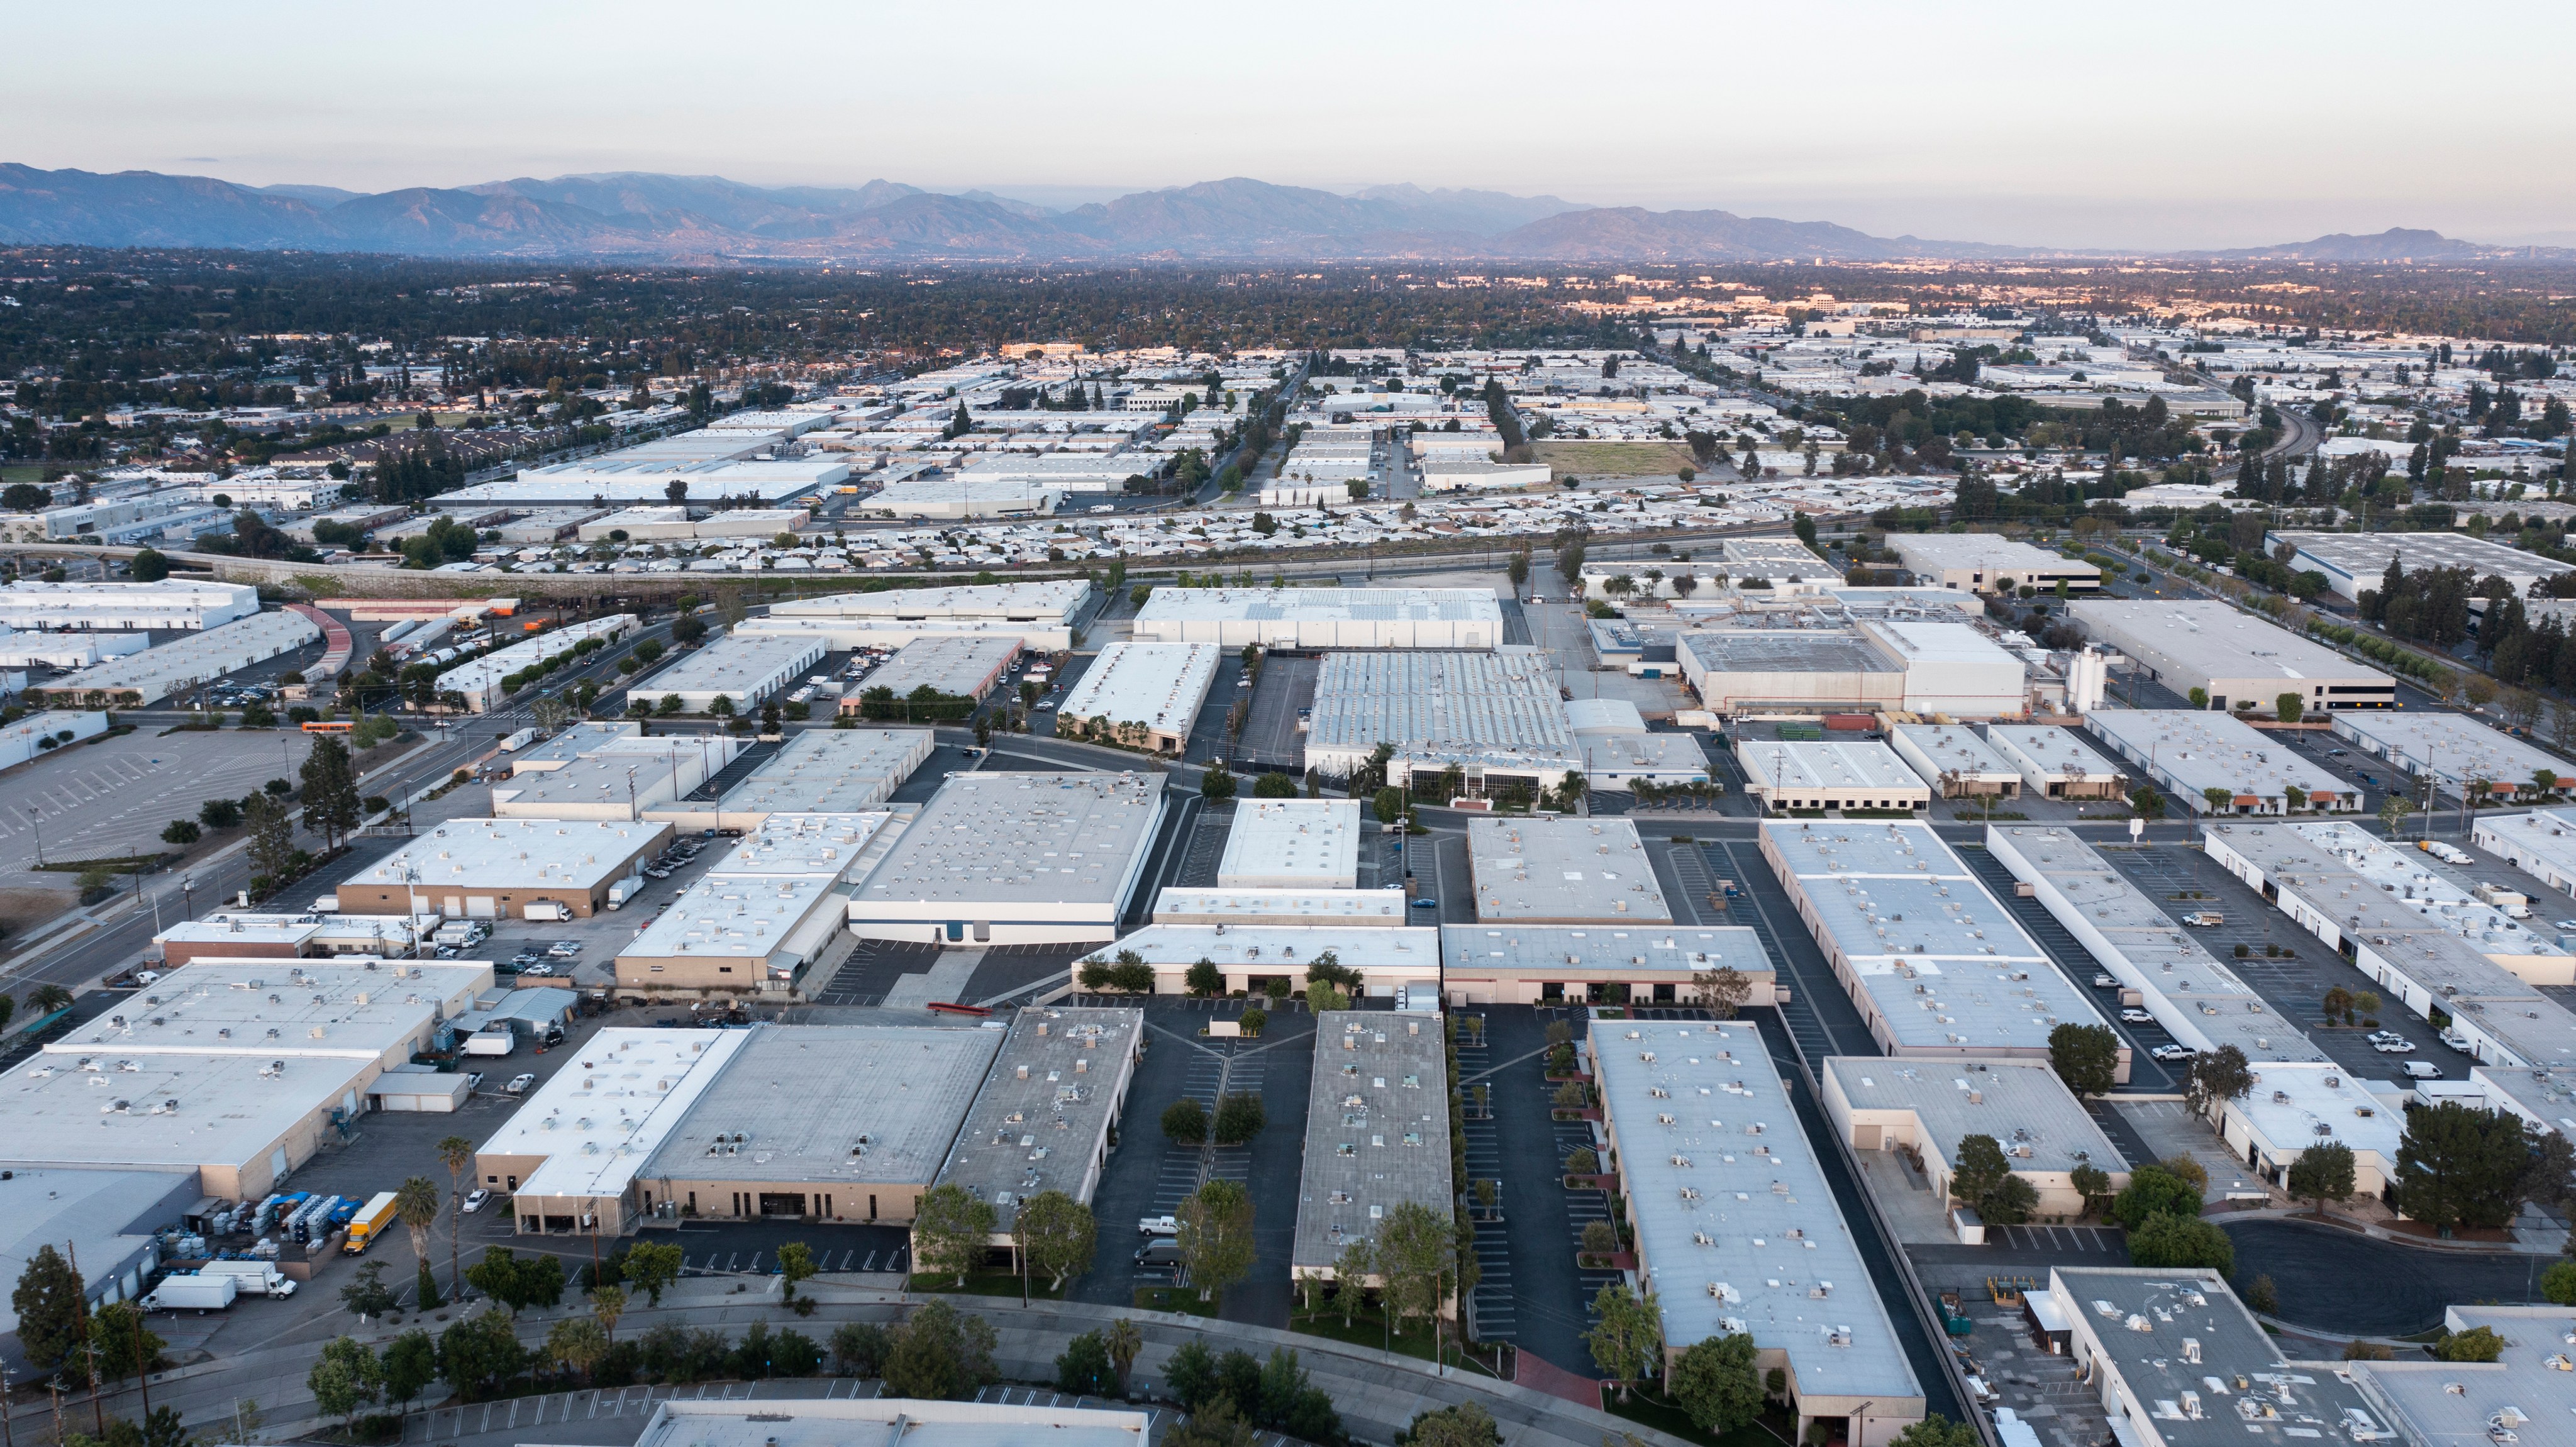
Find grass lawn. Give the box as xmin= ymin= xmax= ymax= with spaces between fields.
xmin=1602 ymin=1391 xmax=1794 ymax=1447
xmin=1132 ymin=1285 xmax=1224 ymax=1317
xmin=1530 ymin=440 xmax=1697 ymax=480
xmin=906 ymin=1270 xmax=1067 ymax=1300
xmin=1287 ymin=1302 xmax=1457 ymax=1365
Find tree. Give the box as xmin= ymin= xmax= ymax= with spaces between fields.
xmin=1163 ymin=1097 xmax=1210 ymax=1144
xmin=1104 ymin=1317 xmax=1143 ymax=1397
xmin=2189 ymin=686 xmax=2210 ymax=708
xmin=12 ymin=1243 xmax=85 ymax=1370
xmin=298 ymin=735 xmax=362 ymax=850
xmin=1375 ymin=1200 xmax=1456 ymax=1351
xmin=2434 ymin=1326 xmax=2506 ymax=1362
xmin=395 ymin=1175 xmax=441 ymax=1304
xmin=91 ymin=1301 xmax=162 ymax=1385
xmin=1179 ymin=1178 xmax=1256 ymax=1303
xmin=2542 ymin=1260 xmax=2576 ymax=1306
xmin=2201 ymin=785 xmax=2233 ymax=816
xmin=1586 ymin=1282 xmax=1662 ymax=1398
xmin=1689 ymin=965 xmax=1750 ymax=1017
xmin=381 ymin=1328 xmax=438 ymax=1408
xmin=1507 ymin=550 xmax=1531 ymax=592
xmin=1892 ymin=1415 xmax=1985 ymax=1447
xmin=128 ymin=548 xmax=169 ymax=582
xmin=2287 ymin=1143 xmax=2357 ymax=1217
xmin=912 ymin=1183 xmax=996 ymax=1287
xmin=1057 ymin=1330 xmax=1118 ymax=1396
xmin=1401 ymin=1401 xmax=1500 ymax=1447
xmin=2379 ymin=795 xmax=2414 ymax=834
xmin=2113 ymin=1165 xmax=2204 ymax=1228
xmin=2397 ymin=1100 xmax=2533 ymax=1234
xmin=1252 ymin=771 xmax=1297 ymax=798
xmin=775 ymin=1241 xmax=816 ymax=1301
xmin=1169 ymin=1397 xmax=1258 ymax=1447
xmin=1199 ymin=762 xmax=1236 ymax=802
xmin=1949 ymin=1134 xmax=2038 ymax=1226
xmin=2049 ymin=1022 xmax=2121 ymax=1096
xmin=1014 ymin=1190 xmax=1097 ymax=1299
xmin=465 ymin=1246 xmax=528 ymax=1316
xmin=1558 ymin=541 xmax=1586 ymax=589
xmin=881 ymin=1299 xmax=998 ymax=1400
xmin=1670 ymin=1332 xmax=1765 ymax=1435
xmin=590 ymin=1282 xmax=626 ymax=1342
xmin=309 ymin=1336 xmax=382 ymax=1427
xmin=1332 ymin=1232 xmax=1376 ymax=1326
xmin=621 ymin=1239 xmax=682 ymax=1307
xmin=2071 ymin=1162 xmax=2112 ymax=1217
xmin=831 ymin=1321 xmax=891 ymax=1377
xmin=1184 ymin=958 xmax=1224 ymax=997
xmin=198 ymin=797 xmax=243 ymax=830
xmin=160 ymin=819 xmax=201 ymax=846
xmin=436 ymin=1307 xmax=528 ymax=1400
xmin=545 ymin=1316 xmax=609 ymax=1383
xmin=2126 ymin=1213 xmax=2235 ymax=1273
xmin=2184 ymin=1045 xmax=2255 ymax=1118
xmin=340 ymin=1260 xmax=397 ymax=1318
xmin=243 ymin=790 xmax=297 ymax=886
xmin=2276 ymin=691 xmax=2304 ymax=724
xmin=1213 ymin=1092 xmax=1266 ymax=1145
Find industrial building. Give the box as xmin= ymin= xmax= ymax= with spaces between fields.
xmin=30 ymin=608 xmax=321 ymax=707
xmin=0 ymin=1167 xmax=204 ymax=1341
xmin=702 ymin=811 xmax=896 ymax=882
xmin=494 ymin=723 xmax=743 ymax=821
xmin=847 ymin=633 xmax=1020 ymax=712
xmin=623 ymin=1397 xmax=1152 ymax=1447
xmin=0 ymin=579 xmax=260 ymax=631
xmin=1468 ymin=816 xmax=1673 ymax=924
xmin=575 ymin=506 xmax=810 ymax=542
xmin=339 ymin=818 xmax=671 ymax=918
xmin=1888 ymin=534 xmax=2101 ymax=594
xmin=859 ymin=475 xmax=1060 ymax=519
xmin=2084 ymin=709 xmax=2359 ymax=815
xmin=2204 ymin=820 xmax=2576 ymax=1068
xmin=1735 ymin=738 xmax=1933 ymax=813
xmin=1580 ymin=731 xmax=1714 ymax=789
xmin=769 ymin=580 xmax=1092 ymax=629
xmin=0 ymin=629 xmax=150 ymax=670
xmin=1133 ymin=587 xmax=1504 ymax=649
xmin=926 ymin=1007 xmax=1142 ymax=1247
xmin=1758 ymin=820 xmax=2121 ymax=1071
xmin=1887 ymin=724 xmax=2022 ymax=799
xmin=2211 ymin=1061 xmax=2403 ymax=1201
xmin=652 ymin=727 xmax=932 ymax=832
xmin=0 ymin=708 xmax=107 ymax=769
xmin=2267 ymin=527 xmax=2559 ymax=605
xmin=614 ymin=871 xmax=848 ymax=998
xmin=1677 ymin=631 xmax=1905 ymax=715
xmin=1094 ymin=923 xmax=1441 ymax=997
xmin=1820 ymin=1057 xmax=2128 ymax=1219
xmin=1867 ymin=620 xmax=2031 ymax=716
xmin=1151 ymin=887 xmax=1413 ymax=927
xmin=1439 ymin=924 xmax=1776 ymax=1007
xmin=436 ymin=615 xmax=638 ymax=712
xmin=2348 ymin=1306 xmax=2576 ymax=1447
xmin=2045 ymin=1268 xmax=2380 ymax=1447
xmin=1985 ymin=826 xmax=2331 ymax=1066
xmin=2475 ymin=806 xmax=2576 ymax=902
xmin=640 ymin=629 xmax=828 ymax=714
xmin=1219 ymin=799 xmax=1360 ymax=889
xmin=1417 ymin=457 xmax=1551 ymax=491
xmin=1984 ymin=724 xmax=2128 ymax=799
xmin=1291 ymin=1012 xmax=1453 ymax=1293
xmin=1593 ymin=1019 xmax=1926 ymax=1444
xmin=1051 ymin=641 xmax=1220 ymax=753
xmin=1306 ymin=649 xmax=1574 ymax=785
xmin=2329 ymin=710 xmax=2567 ymax=805
xmin=2067 ymin=599 xmax=2395 ymax=711
xmin=459 ymin=453 xmax=847 ymax=507
xmin=741 ymin=612 xmax=1074 ymax=655
xmin=847 ymin=771 xmax=1167 ymax=946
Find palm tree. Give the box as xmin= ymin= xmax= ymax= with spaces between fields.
xmin=436 ymin=1135 xmax=475 ymax=1293
xmin=28 ymin=983 xmax=72 ymax=1019
xmin=395 ymin=1176 xmax=441 ymax=1302
xmin=591 ymin=1283 xmax=626 ymax=1343
xmin=1104 ymin=1317 xmax=1142 ymax=1398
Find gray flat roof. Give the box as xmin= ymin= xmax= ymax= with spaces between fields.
xmin=1219 ymin=799 xmax=1360 ymax=889
xmin=1596 ymin=1019 xmax=1923 ymax=1404
xmin=1763 ymin=821 xmax=2107 ymax=1051
xmin=1440 ymin=924 xmax=1768 ymax=979
xmin=2048 ymin=1267 xmax=2379 ymax=1447
xmin=1822 ymin=1056 xmax=2123 ymax=1175
xmin=1737 ymin=739 xmax=1931 ymax=794
xmin=1680 ymin=630 xmax=1900 ymax=676
xmin=43 ymin=609 xmax=321 ymax=701
xmin=931 ymin=1007 xmax=1141 ymax=1232
xmin=1293 ymin=1011 xmax=1453 ymax=1273
xmin=50 ymin=958 xmax=489 ymax=1061
xmin=636 ymin=630 xmax=826 ymax=697
xmin=855 ymin=771 xmax=1165 ymax=907
xmin=351 ymin=818 xmax=667 ymax=894
xmin=1467 ymin=817 xmax=1674 ymax=923
xmin=860 ymin=634 xmax=1021 ymax=700
xmin=1055 ymin=641 xmax=1219 ymax=737
xmin=2068 ymin=600 xmax=2389 ymax=692
xmin=768 ymin=580 xmax=1092 ymax=623
xmin=1308 ymin=650 xmax=1572 ymax=759
xmin=1889 ymin=533 xmax=2101 ymax=579
xmin=1135 ymin=586 xmax=1502 ymax=626
xmin=1890 ymin=724 xmax=2022 ymax=782
xmin=2271 ymin=527 xmax=2555 ymax=585
xmin=641 ymin=1024 xmax=1002 ymax=1187
xmin=2351 ymin=1306 xmax=2576 ymax=1447
xmin=2085 ymin=709 xmax=2357 ymax=809
xmin=1984 ymin=724 xmax=2127 ymax=783
xmin=3 ymin=1048 xmax=382 ymax=1173
xmin=704 ymin=729 xmax=934 ymax=816
xmin=2331 ymin=710 xmax=2566 ymax=797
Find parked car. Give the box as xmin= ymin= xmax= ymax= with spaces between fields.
xmin=2372 ymin=1034 xmax=2416 ymax=1053
xmin=2121 ymin=1009 xmax=2155 ymax=1024
xmin=504 ymin=1073 xmax=537 ymax=1094
xmin=2402 ymin=1060 xmax=2443 ymax=1080
xmin=547 ymin=941 xmax=582 ymax=958
xmin=464 ymin=1072 xmax=485 ymax=1090
xmin=2180 ymin=911 xmax=2223 ymax=927
xmin=462 ymin=1189 xmax=491 ymax=1214
xmin=1410 ymin=897 xmax=1438 ymax=909
xmin=2150 ymin=1044 xmax=2197 ymax=1063
xmin=2091 ymin=973 xmax=2116 ymax=988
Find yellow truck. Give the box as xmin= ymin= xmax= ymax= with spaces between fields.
xmin=345 ymin=1191 xmax=401 ymax=1254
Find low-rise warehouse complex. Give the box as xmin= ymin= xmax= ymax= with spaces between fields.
xmin=2330 ymin=709 xmax=2567 ymax=805
xmin=1736 ymin=738 xmax=1933 ymax=814
xmin=1678 ymin=631 xmax=1904 ymax=716
xmin=615 ymin=872 xmax=848 ymax=997
xmin=1440 ymin=924 xmax=1775 ymax=1007
xmin=2267 ymin=527 xmax=2558 ymax=606
xmin=1096 ymin=921 xmax=1441 ymax=997
xmin=653 ymin=727 xmax=933 ymax=831
xmin=2046 ymin=1267 xmax=2380 ymax=1447
xmin=847 ymin=771 xmax=1167 ymax=946
xmin=2212 ymin=1060 xmax=2402 ymax=1202
xmin=2348 ymin=1305 xmax=2576 ymax=1447
xmin=31 ymin=608 xmax=321 ymax=707
xmin=1889 ymin=534 xmax=2101 ymax=594
xmin=928 ymin=1007 xmax=1141 ymax=1248
xmin=1306 ymin=648 xmax=1574 ymax=785
xmin=1887 ymin=724 xmax=2023 ymax=799
xmin=1593 ymin=1019 xmax=1926 ymax=1444
xmin=1051 ymin=641 xmax=1220 ymax=753
xmin=2475 ymin=806 xmax=2576 ymax=901
xmin=437 ymin=615 xmax=638 ymax=712
xmin=2085 ymin=709 xmax=2358 ymax=815
xmin=1292 ymin=1012 xmax=1453 ymax=1291
xmin=846 ymin=633 xmax=1020 ymax=711
xmin=1984 ymin=724 xmax=2128 ymax=799
xmin=1219 ymin=799 xmax=1360 ymax=889
xmin=2068 ymin=599 xmax=2394 ymax=712
xmin=1821 ymin=1056 xmax=2128 ymax=1220
xmin=1468 ymin=817 xmax=1673 ymax=924
xmin=642 ymin=630 xmax=829 ymax=714
xmin=339 ymin=818 xmax=670 ymax=918
xmin=1759 ymin=820 xmax=2122 ymax=1073
xmin=1133 ymin=587 xmax=1504 ymax=649
xmin=0 ymin=579 xmax=261 ymax=631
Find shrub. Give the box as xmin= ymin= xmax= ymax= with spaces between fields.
xmin=1162 ymin=1097 xmax=1209 ymax=1145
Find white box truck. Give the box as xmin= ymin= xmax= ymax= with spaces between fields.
xmin=464 ymin=1027 xmax=516 ymax=1058
xmin=196 ymin=1261 xmax=297 ymax=1298
xmin=143 ymin=1273 xmax=239 ymax=1311
xmin=523 ymin=899 xmax=570 ymax=922
xmin=607 ymin=879 xmax=638 ymax=910
xmin=499 ymin=727 xmax=537 ymax=752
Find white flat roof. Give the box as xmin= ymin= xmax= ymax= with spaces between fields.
xmin=1441 ymin=924 xmax=1767 ymax=978
xmin=352 ymin=818 xmax=665 ymax=894
xmin=1890 ymin=724 xmax=2021 ymax=782
xmin=854 ymin=772 xmax=1164 ymax=909
xmin=640 ymin=630 xmax=827 ymax=698
xmin=3 ymin=1047 xmax=382 ymax=1173
xmin=1890 ymin=533 xmax=2100 ymax=579
xmin=1096 ymin=923 xmax=1440 ymax=977
xmin=2085 ymin=709 xmax=2357 ymax=809
xmin=1468 ymin=816 xmax=1674 ymax=923
xmin=1984 ymin=724 xmax=2127 ymax=783
xmin=704 ymin=812 xmax=892 ymax=881
xmin=702 ymin=729 xmax=934 ymax=818
xmin=1056 ymin=642 xmax=1220 ymax=738
xmin=1737 ymin=739 xmax=1931 ymax=794
xmin=1596 ymin=1019 xmax=1923 ymax=1405
xmin=859 ymin=634 xmax=1020 ymax=700
xmin=1218 ymin=799 xmax=1360 ymax=889
xmin=2068 ymin=600 xmax=2389 ymax=693
xmin=42 ymin=609 xmax=319 ymax=701
xmin=2333 ymin=710 xmax=2566 ymax=796
xmin=2231 ymin=1060 xmax=2404 ymax=1165
xmin=1151 ymin=887 xmax=1413 ymax=926
xmin=1311 ymin=650 xmax=1574 ymax=767
xmin=1822 ymin=1056 xmax=2122 ymax=1176
xmin=2351 ymin=1307 xmax=2576 ymax=1447
xmin=49 ymin=958 xmax=489 ymax=1062
xmin=0 ymin=579 xmax=259 ymax=628
xmin=2272 ymin=527 xmax=2555 ymax=585
xmin=1134 ymin=586 xmax=1502 ymax=628
xmin=641 ymin=1023 xmax=1001 ymax=1187
xmin=768 ymin=580 xmax=1092 ymax=624
xmin=487 ymin=1028 xmax=750 ymax=1204
xmin=629 ymin=1397 xmax=1150 ymax=1447
xmin=617 ymin=873 xmax=841 ymax=973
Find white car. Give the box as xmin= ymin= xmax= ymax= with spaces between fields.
xmin=2150 ymin=1044 xmax=2197 ymax=1063
xmin=547 ymin=941 xmax=582 ymax=958
xmin=2091 ymin=973 xmax=2116 ymax=988
xmin=462 ymin=1189 xmax=491 ymax=1214
xmin=505 ymin=1072 xmax=538 ymax=1094
xmin=2121 ymin=1009 xmax=2155 ymax=1024
xmin=2372 ymin=1036 xmax=2416 ymax=1053
xmin=2402 ymin=1060 xmax=2443 ymax=1080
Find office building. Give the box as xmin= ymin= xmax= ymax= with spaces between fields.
xmin=2068 ymin=600 xmax=2394 ymax=711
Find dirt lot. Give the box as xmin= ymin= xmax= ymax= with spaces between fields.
xmin=1530 ymin=439 xmax=1697 ymax=480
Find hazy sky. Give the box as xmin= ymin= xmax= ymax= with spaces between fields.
xmin=13 ymin=0 xmax=2575 ymax=250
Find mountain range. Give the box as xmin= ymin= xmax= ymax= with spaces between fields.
xmin=0 ymin=164 xmax=2557 ymax=265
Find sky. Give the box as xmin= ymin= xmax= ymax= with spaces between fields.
xmin=11 ymin=0 xmax=2575 ymax=251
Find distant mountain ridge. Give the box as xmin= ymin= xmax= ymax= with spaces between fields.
xmin=0 ymin=164 xmax=2560 ymax=263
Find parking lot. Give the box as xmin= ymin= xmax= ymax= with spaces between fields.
xmin=0 ymin=725 xmax=316 ymax=892
xmin=1233 ymin=654 xmax=1315 ymax=772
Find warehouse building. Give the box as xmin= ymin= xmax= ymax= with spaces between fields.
xmin=652 ymin=727 xmax=933 ymax=832
xmin=2348 ymin=1306 xmax=2576 ymax=1447
xmin=2212 ymin=1061 xmax=2403 ymax=1201
xmin=2266 ymin=528 xmax=2558 ymax=606
xmin=339 ymin=818 xmax=670 ymax=918
xmin=1820 ymin=1056 xmax=2128 ymax=1219
xmin=1677 ymin=631 xmax=1906 ymax=715
xmin=575 ymin=506 xmax=809 ymax=543
xmin=2330 ymin=710 xmax=2567 ymax=805
xmin=1594 ymin=1019 xmax=1926 ymax=1444
xmin=0 ymin=579 xmax=260 ymax=631
xmin=641 ymin=630 xmax=828 ymax=714
xmin=1887 ymin=724 xmax=2022 ymax=799
xmin=1219 ymin=799 xmax=1360 ymax=889
xmin=845 ymin=633 xmax=1021 ymax=714
xmin=0 ymin=708 xmax=108 ymax=769
xmin=1985 ymin=826 xmax=2331 ymax=1065
xmin=2068 ymin=599 xmax=2394 ymax=711
xmin=702 ymin=812 xmax=896 ymax=882
xmin=1306 ymin=649 xmax=1575 ymax=785
xmin=0 ymin=1167 xmax=203 ymax=1341
xmin=462 ymin=455 xmax=845 ymax=507
xmin=769 ymin=580 xmax=1092 ymax=629
xmin=436 ymin=615 xmax=638 ymax=712
xmin=2475 ymin=806 xmax=2576 ymax=901
xmin=1581 ymin=731 xmax=1714 ymax=789
xmin=1049 ymin=641 xmax=1219 ymax=755
xmin=1151 ymin=887 xmax=1413 ymax=927
xmin=1984 ymin=724 xmax=2128 ymax=800
xmin=1468 ymin=817 xmax=1673 ymax=924
xmin=1093 ymin=923 xmax=1441 ymax=996
xmin=31 ymin=608 xmax=321 ymax=707
xmin=2085 ymin=709 xmax=2358 ymax=815
xmin=1133 ymin=587 xmax=1504 ymax=649
xmin=859 ymin=476 xmax=1061 ymax=519
xmin=1292 ymin=1012 xmax=1453 ymax=1294
xmin=1736 ymin=738 xmax=1933 ymax=814
xmin=1418 ymin=457 xmax=1551 ymax=491
xmin=625 ymin=1396 xmax=1152 ymax=1447
xmin=614 ymin=871 xmax=848 ymax=999
xmin=2205 ymin=819 xmax=2576 ymax=1068
xmin=928 ymin=1007 xmax=1143 ymax=1248
xmin=1864 ymin=619 xmax=2029 ymax=716
xmin=1889 ymin=534 xmax=2101 ymax=594
xmin=2046 ymin=1268 xmax=2379 ymax=1447
xmin=1758 ymin=820 xmax=2121 ymax=1072
xmin=492 ymin=751 xmax=699 ymax=820
xmin=741 ymin=612 xmax=1074 ymax=655
xmin=1439 ymin=924 xmax=1775 ymax=1007
xmin=847 ymin=772 xmax=1167 ymax=946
